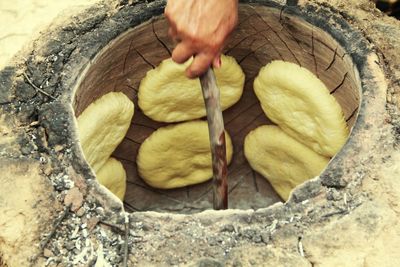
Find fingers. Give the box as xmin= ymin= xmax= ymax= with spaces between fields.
xmin=186 ymin=52 xmax=214 ymax=79
xmin=168 ymin=27 xmax=177 ymax=40
xmin=212 ymin=53 xmax=222 ymax=69
xmin=172 ymin=42 xmax=194 ymax=64
xmin=168 ymin=26 xmax=183 ymax=43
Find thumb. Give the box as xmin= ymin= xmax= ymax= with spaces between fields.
xmin=212 ymin=54 xmax=222 ymax=69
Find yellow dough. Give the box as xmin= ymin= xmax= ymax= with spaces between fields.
xmin=244 ymin=125 xmax=329 ymax=201
xmin=138 ymin=55 xmax=245 ymax=122
xmin=137 ymin=121 xmax=233 ymax=189
xmin=96 ymin=157 xmax=127 ymax=201
xmin=254 ymin=60 xmax=349 ymax=157
xmin=77 ymin=92 xmax=134 ymax=173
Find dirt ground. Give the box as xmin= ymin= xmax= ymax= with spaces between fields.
xmin=0 ymin=0 xmax=99 ymax=69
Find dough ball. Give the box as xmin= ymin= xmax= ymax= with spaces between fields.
xmin=77 ymin=92 xmax=134 ymax=173
xmin=254 ymin=60 xmax=349 ymax=157
xmin=96 ymin=157 xmax=127 ymax=200
xmin=138 ymin=55 xmax=245 ymax=122
xmin=137 ymin=120 xmax=233 ymax=189
xmin=244 ymin=125 xmax=329 ymax=201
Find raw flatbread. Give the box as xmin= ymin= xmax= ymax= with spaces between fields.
xmin=137 ymin=120 xmax=233 ymax=189
xmin=96 ymin=157 xmax=126 ymax=201
xmin=244 ymin=125 xmax=329 ymax=201
xmin=254 ymin=60 xmax=349 ymax=157
xmin=77 ymin=92 xmax=134 ymax=173
xmin=138 ymin=55 xmax=245 ymax=122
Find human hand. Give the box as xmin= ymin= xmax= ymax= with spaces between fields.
xmin=164 ymin=0 xmax=238 ymax=78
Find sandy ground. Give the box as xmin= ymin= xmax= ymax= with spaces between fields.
xmin=0 ymin=0 xmax=99 ymax=69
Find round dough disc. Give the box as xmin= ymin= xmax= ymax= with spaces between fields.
xmin=254 ymin=60 xmax=349 ymax=157
xmin=244 ymin=125 xmax=329 ymax=201
xmin=96 ymin=157 xmax=127 ymax=201
xmin=77 ymin=92 xmax=134 ymax=173
xmin=137 ymin=120 xmax=233 ymax=189
xmin=138 ymin=55 xmax=245 ymax=122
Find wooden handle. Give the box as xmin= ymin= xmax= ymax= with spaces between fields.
xmin=199 ymin=68 xmax=228 ymax=210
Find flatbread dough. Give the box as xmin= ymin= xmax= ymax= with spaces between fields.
xmin=137 ymin=120 xmax=233 ymax=189
xmin=96 ymin=157 xmax=127 ymax=201
xmin=254 ymin=60 xmax=349 ymax=157
xmin=244 ymin=125 xmax=329 ymax=201
xmin=138 ymin=55 xmax=245 ymax=122
xmin=77 ymin=92 xmax=134 ymax=173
